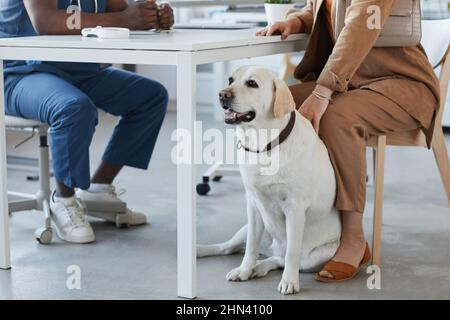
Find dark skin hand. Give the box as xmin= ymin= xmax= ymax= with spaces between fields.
xmin=157 ymin=2 xmax=175 ymax=30
xmin=23 ymin=0 xmax=174 ymax=34
xmin=120 ymin=0 xmax=159 ymax=30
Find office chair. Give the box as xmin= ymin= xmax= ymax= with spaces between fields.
xmin=6 ymin=110 xmax=136 ymax=244
xmin=5 ymin=116 xmax=52 ymax=244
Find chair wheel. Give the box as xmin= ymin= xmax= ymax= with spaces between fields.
xmin=34 ymin=227 xmax=52 ymax=245
xmin=212 ymin=176 xmax=223 ymax=182
xmin=196 ymin=183 xmax=210 ymax=196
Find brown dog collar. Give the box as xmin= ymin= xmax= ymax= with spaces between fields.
xmin=237 ymin=111 xmax=296 ymax=154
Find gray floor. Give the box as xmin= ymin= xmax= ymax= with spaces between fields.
xmin=1 ymin=110 xmax=450 ymax=300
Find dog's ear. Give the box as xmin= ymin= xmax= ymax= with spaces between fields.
xmin=273 ymin=78 xmax=296 ymax=118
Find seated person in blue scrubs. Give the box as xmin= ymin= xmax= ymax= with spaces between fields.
xmin=1 ymin=0 xmax=174 ymax=243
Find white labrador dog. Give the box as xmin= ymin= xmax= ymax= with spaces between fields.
xmin=197 ymin=66 xmax=341 ymax=295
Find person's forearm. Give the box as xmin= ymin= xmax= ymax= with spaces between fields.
xmin=316 ymin=0 xmax=395 ymax=93
xmin=286 ymin=17 xmax=305 ymax=34
xmin=285 ymin=0 xmax=313 ymax=34
xmin=106 ymin=0 xmax=129 ymax=13
xmin=30 ymin=10 xmax=127 ymax=35
xmin=289 ymin=17 xmax=307 ymax=34
xmin=23 ymin=0 xmax=137 ymax=35
xmin=314 ymin=84 xmax=334 ymax=99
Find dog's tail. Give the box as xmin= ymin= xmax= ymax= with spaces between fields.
xmin=197 ymin=225 xmax=247 ymax=258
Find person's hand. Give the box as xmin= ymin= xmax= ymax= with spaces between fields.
xmin=299 ymin=85 xmax=334 ymax=133
xmin=119 ymin=0 xmax=158 ymax=30
xmin=157 ymin=2 xmax=174 ymax=30
xmin=256 ymin=17 xmax=303 ymax=40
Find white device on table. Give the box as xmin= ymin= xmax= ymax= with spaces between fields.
xmin=82 ymin=26 xmax=130 ymax=39
xmin=130 ymin=29 xmax=175 ymax=35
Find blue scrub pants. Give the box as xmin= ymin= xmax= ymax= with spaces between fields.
xmin=4 ymin=67 xmax=168 ymax=190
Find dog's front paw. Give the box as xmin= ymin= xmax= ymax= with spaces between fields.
xmin=251 ymin=260 xmax=273 ymax=278
xmin=278 ymin=275 xmax=300 ymax=295
xmin=226 ymin=266 xmax=253 ymax=281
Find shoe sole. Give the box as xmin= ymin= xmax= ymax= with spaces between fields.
xmin=85 ymin=211 xmax=148 ymax=226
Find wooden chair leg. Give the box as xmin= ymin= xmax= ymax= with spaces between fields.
xmin=372 ymin=135 xmax=386 ymax=267
xmin=372 ymin=148 xmax=376 ymax=182
xmin=432 ymin=128 xmax=450 ymax=205
xmin=281 ymin=54 xmax=295 ymax=83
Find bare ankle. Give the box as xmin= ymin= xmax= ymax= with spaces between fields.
xmin=91 ymin=161 xmax=123 ymax=185
xmin=340 ymin=210 xmax=365 ymax=241
xmin=55 ymin=181 xmax=75 ymax=198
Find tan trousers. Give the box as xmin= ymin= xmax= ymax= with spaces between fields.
xmin=289 ymin=82 xmax=421 ymax=213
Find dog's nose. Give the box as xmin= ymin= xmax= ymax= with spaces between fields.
xmin=219 ymin=90 xmax=233 ymax=100
xmin=219 ymin=90 xmax=233 ymax=109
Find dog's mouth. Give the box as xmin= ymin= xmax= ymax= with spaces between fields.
xmin=224 ymin=109 xmax=256 ymax=124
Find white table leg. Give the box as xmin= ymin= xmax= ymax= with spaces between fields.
xmin=0 ymin=61 xmax=11 ymax=270
xmin=176 ymin=52 xmax=197 ymax=299
xmin=212 ymin=61 xmax=229 ymax=122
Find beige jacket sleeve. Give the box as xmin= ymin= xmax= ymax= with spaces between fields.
xmin=286 ymin=0 xmax=314 ymax=34
xmin=317 ymin=0 xmax=394 ymax=92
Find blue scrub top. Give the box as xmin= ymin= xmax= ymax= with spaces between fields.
xmin=1 ymin=0 xmax=108 ymax=84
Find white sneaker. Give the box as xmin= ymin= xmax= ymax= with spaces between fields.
xmin=76 ymin=185 xmax=147 ymax=226
xmin=49 ymin=191 xmax=95 ymax=244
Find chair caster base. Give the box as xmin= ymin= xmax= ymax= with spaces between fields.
xmin=34 ymin=227 xmax=53 ymax=245
xmin=196 ymin=183 xmax=211 ymax=196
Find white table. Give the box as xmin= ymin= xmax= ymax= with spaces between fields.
xmin=0 ymin=29 xmax=307 ymax=298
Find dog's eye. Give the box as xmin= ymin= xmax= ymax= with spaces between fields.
xmin=228 ymin=77 xmax=234 ymax=85
xmin=246 ymin=80 xmax=259 ymax=88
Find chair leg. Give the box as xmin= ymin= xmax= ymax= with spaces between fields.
xmin=280 ymin=54 xmax=295 ymax=83
xmin=36 ymin=127 xmax=51 ymax=210
xmin=431 ymin=128 xmax=450 ymax=205
xmin=372 ymin=148 xmax=376 ymax=182
xmin=372 ymin=136 xmax=386 ymax=267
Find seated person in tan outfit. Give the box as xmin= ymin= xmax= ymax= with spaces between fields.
xmin=257 ymin=0 xmax=439 ymax=281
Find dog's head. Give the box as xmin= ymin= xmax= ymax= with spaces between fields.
xmin=219 ymin=66 xmax=296 ymax=127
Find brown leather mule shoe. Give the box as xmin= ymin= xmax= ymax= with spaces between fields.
xmin=315 ymin=242 xmax=371 ymax=283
